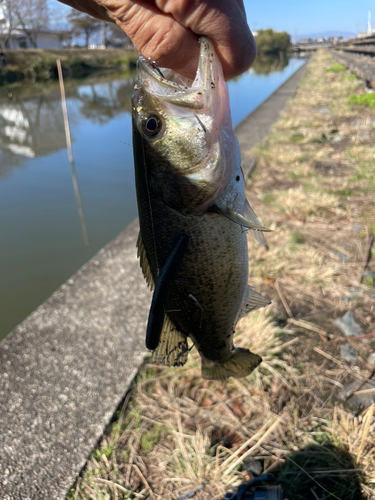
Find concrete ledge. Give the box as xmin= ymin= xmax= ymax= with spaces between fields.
xmin=0 ymin=61 xmax=309 ymax=500
xmin=235 ymin=61 xmax=309 ymax=178
xmin=0 ymin=220 xmax=150 ymax=499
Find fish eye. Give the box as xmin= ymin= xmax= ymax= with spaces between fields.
xmin=142 ymin=115 xmax=162 ymax=137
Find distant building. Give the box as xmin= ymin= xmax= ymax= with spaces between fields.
xmin=327 ymin=36 xmax=343 ymax=44
xmin=357 ymin=29 xmax=375 ymax=38
xmin=0 ymin=27 xmax=67 ymax=49
xmin=297 ymin=38 xmax=313 ymax=44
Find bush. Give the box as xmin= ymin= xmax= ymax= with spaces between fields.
xmin=255 ymin=29 xmax=291 ymax=55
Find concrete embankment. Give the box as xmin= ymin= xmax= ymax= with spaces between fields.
xmin=0 ymin=61 xmax=308 ymax=500
xmin=331 ymin=50 xmax=375 ymax=87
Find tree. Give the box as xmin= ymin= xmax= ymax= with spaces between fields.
xmin=13 ymin=0 xmax=49 ymax=48
xmin=255 ymin=29 xmax=291 ymax=55
xmin=0 ymin=0 xmax=19 ymax=50
xmin=105 ymin=23 xmax=134 ymax=48
xmin=67 ymin=10 xmax=100 ymax=48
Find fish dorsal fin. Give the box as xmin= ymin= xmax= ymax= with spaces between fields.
xmin=136 ymin=231 xmax=155 ymax=291
xmin=244 ymin=198 xmax=265 ymax=244
xmin=214 ymin=203 xmax=271 ymax=234
xmin=237 ymin=285 xmax=271 ymax=320
xmin=153 ymin=314 xmax=189 ymax=367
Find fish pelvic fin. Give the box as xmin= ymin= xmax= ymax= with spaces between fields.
xmin=238 ymin=285 xmax=271 ymax=320
xmin=153 ymin=315 xmax=189 ymax=367
xmin=201 ymin=348 xmax=262 ymax=380
xmin=136 ymin=231 xmax=155 ymax=291
xmin=213 ymin=203 xmax=271 ymax=234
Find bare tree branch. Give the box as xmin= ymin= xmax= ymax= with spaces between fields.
xmin=13 ymin=0 xmax=49 ymax=48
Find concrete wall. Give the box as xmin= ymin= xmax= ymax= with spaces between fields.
xmin=37 ymin=33 xmax=64 ymax=49
xmin=6 ymin=33 xmax=64 ymax=49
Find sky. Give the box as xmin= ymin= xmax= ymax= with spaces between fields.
xmin=52 ymin=0 xmax=373 ymax=38
xmin=243 ymin=0 xmax=374 ymax=36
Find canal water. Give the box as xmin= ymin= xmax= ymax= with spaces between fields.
xmin=0 ymin=56 xmax=304 ymax=340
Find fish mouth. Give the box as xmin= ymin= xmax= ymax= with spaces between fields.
xmin=137 ymin=37 xmax=216 ymax=108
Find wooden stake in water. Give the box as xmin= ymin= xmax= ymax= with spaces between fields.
xmin=57 ymin=58 xmax=89 ymax=246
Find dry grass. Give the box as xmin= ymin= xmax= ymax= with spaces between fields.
xmin=67 ymin=50 xmax=375 ymax=500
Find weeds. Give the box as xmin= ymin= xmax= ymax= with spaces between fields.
xmin=349 ymin=93 xmax=375 ymax=109
xmin=327 ymin=64 xmax=346 ymax=72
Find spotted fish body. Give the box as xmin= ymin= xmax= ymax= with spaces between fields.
xmin=132 ymin=37 xmax=270 ymax=380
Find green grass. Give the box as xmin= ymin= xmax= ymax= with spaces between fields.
xmin=327 ymin=64 xmax=346 ymax=72
xmin=363 ymin=276 xmax=374 ymax=287
xmin=140 ymin=424 xmax=162 ymax=454
xmin=329 ymin=188 xmax=353 ymax=196
xmin=341 ymin=73 xmax=357 ymax=81
xmin=289 ymin=133 xmax=305 ymax=144
xmin=348 ymin=92 xmax=375 ymax=108
xmin=93 ymin=444 xmax=114 ymax=461
xmin=290 ymin=230 xmax=305 ymax=245
xmin=262 ymin=191 xmax=275 ymax=206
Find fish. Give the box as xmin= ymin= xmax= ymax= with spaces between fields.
xmin=131 ymin=36 xmax=271 ymax=380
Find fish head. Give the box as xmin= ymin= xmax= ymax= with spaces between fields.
xmin=132 ymin=37 xmax=238 ymax=215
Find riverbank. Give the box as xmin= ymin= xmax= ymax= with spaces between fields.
xmin=69 ymin=51 xmax=375 ymax=499
xmin=0 ymin=48 xmax=138 ymax=85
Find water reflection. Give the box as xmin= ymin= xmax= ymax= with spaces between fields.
xmin=0 ymin=92 xmax=66 ymax=173
xmin=251 ymin=52 xmax=290 ymax=75
xmin=77 ymin=80 xmax=133 ymax=124
xmin=0 ymin=76 xmax=134 ymax=175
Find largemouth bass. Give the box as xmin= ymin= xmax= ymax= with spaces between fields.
xmin=132 ymin=37 xmax=270 ymax=380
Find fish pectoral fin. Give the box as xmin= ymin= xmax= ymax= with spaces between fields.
xmin=201 ymin=348 xmax=262 ymax=380
xmin=136 ymin=231 xmax=155 ymax=291
xmin=238 ymin=285 xmax=271 ymax=319
xmin=244 ymin=198 xmax=266 ymax=244
xmin=213 ymin=203 xmax=271 ymax=233
xmin=145 ymin=233 xmax=189 ymax=350
xmin=153 ymin=315 xmax=189 ymax=367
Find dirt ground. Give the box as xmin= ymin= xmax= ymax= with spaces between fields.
xmin=68 ymin=51 xmax=375 ymax=500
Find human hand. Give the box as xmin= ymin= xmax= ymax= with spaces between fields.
xmin=57 ymin=0 xmax=256 ymax=80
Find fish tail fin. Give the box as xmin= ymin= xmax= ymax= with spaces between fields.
xmin=152 ymin=315 xmax=189 ymax=367
xmin=201 ymin=348 xmax=262 ymax=380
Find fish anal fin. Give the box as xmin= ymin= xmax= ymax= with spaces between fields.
xmin=136 ymin=231 xmax=155 ymax=291
xmin=153 ymin=315 xmax=189 ymax=367
xmin=244 ymin=198 xmax=265 ymax=244
xmin=201 ymin=348 xmax=262 ymax=380
xmin=238 ymin=285 xmax=271 ymax=319
xmin=214 ymin=203 xmax=271 ymax=233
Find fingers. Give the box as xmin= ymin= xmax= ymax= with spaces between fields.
xmin=111 ymin=1 xmax=201 ymax=79
xmin=154 ymin=0 xmax=256 ymax=79
xmin=57 ymin=0 xmax=256 ymax=80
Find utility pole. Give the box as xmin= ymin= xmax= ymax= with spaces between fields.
xmin=368 ymin=11 xmax=372 ymax=36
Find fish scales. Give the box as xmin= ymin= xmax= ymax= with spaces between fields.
xmin=132 ymin=37 xmax=270 ymax=379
